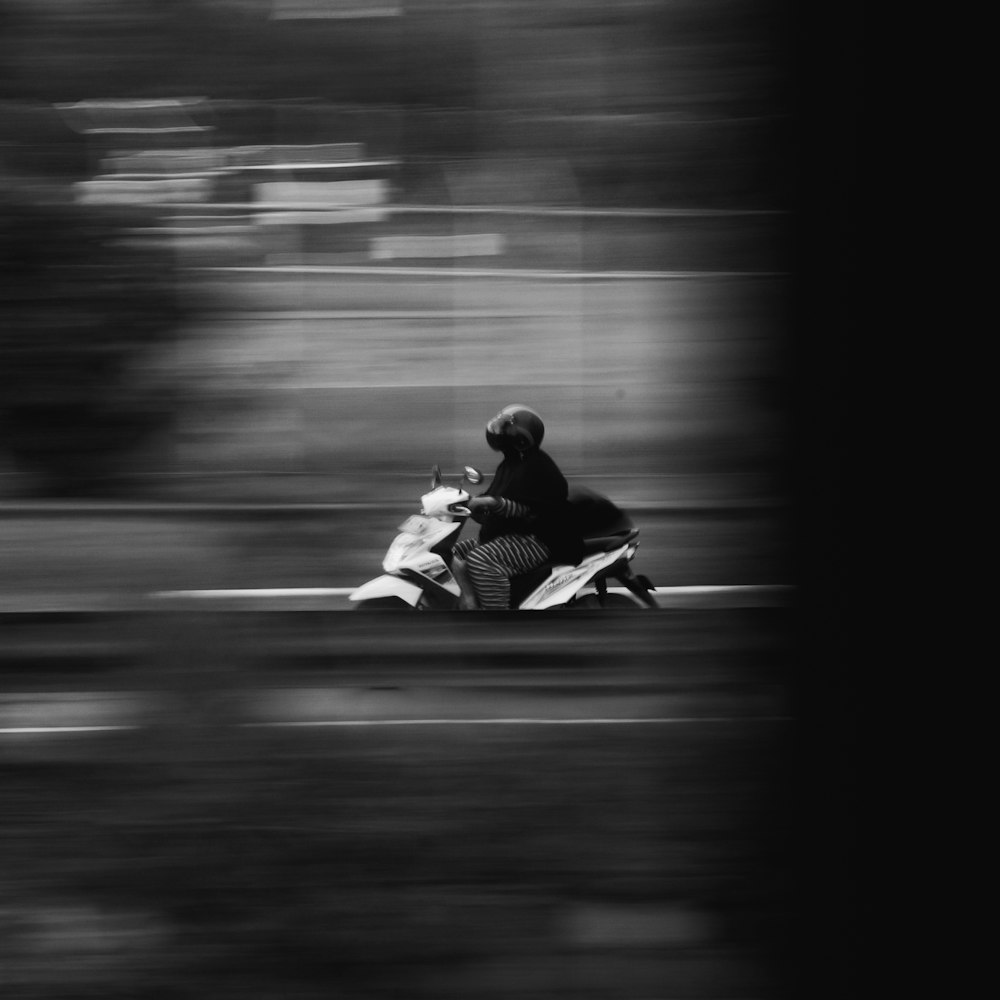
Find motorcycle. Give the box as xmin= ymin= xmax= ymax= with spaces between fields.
xmin=349 ymin=465 xmax=658 ymax=611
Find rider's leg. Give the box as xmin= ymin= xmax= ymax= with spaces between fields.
xmin=464 ymin=534 xmax=550 ymax=610
xmin=451 ymin=539 xmax=480 ymax=609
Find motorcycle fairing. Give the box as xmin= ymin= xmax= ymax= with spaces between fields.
xmin=383 ymin=520 xmax=461 ymax=573
xmin=420 ymin=485 xmax=470 ymax=518
xmin=397 ymin=552 xmax=461 ymax=597
xmin=349 ymin=575 xmax=424 ymax=606
xmin=518 ymin=544 xmax=631 ymax=611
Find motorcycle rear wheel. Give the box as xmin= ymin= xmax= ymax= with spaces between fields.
xmin=569 ymin=593 xmax=642 ymax=610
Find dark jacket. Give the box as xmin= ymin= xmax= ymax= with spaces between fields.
xmin=478 ymin=448 xmax=585 ymax=566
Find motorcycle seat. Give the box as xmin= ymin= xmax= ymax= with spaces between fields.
xmin=580 ymin=528 xmax=639 ymax=556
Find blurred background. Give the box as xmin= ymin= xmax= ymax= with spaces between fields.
xmin=0 ymin=0 xmax=800 ymax=602
xmin=0 ymin=3 xmax=855 ymax=999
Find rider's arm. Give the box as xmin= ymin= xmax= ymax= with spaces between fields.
xmin=468 ymin=495 xmax=534 ymax=520
xmin=494 ymin=497 xmax=532 ymax=519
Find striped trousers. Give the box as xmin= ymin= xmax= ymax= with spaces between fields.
xmin=453 ymin=534 xmax=551 ymax=610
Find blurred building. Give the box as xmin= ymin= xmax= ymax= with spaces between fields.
xmin=1 ymin=1 xmax=793 ymax=502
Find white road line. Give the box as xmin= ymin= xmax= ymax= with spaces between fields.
xmin=0 ymin=584 xmax=792 ymax=614
xmin=200 ymin=265 xmax=786 ymax=280
xmin=150 ymin=585 xmax=792 ymax=600
xmin=151 ymin=588 xmax=357 ymax=599
xmin=0 ymin=718 xmax=790 ymax=736
xmin=241 ymin=716 xmax=792 ymax=728
xmin=0 ymin=726 xmax=140 ymax=735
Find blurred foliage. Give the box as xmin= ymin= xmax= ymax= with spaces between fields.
xmin=0 ymin=198 xmax=189 ymax=495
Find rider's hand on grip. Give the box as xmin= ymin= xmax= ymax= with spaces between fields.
xmin=467 ymin=496 xmax=501 ymax=522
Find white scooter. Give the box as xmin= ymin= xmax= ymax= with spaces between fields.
xmin=349 ymin=466 xmax=658 ymax=611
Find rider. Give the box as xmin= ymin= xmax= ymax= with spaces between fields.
xmin=452 ymin=404 xmax=584 ymax=610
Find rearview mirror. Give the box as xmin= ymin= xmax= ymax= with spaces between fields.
xmin=464 ymin=466 xmax=483 ymax=485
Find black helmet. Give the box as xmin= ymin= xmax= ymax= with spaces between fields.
xmin=486 ymin=404 xmax=545 ymax=453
